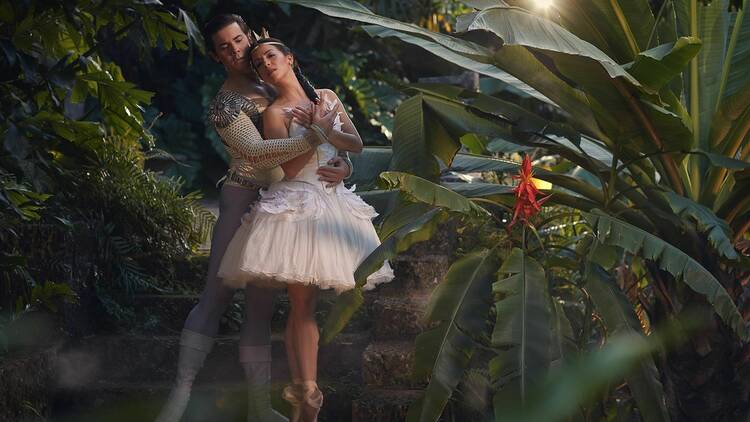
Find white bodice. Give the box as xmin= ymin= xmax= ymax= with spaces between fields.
xmin=285 ymin=108 xmax=343 ymax=189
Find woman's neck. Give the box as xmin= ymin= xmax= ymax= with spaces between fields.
xmin=273 ymin=76 xmax=309 ymax=105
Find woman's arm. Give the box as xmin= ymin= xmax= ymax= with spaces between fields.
xmin=320 ymin=89 xmax=363 ymax=153
xmin=263 ymin=106 xmax=315 ymax=178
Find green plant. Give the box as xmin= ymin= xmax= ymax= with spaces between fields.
xmin=282 ymin=0 xmax=750 ymax=420
xmin=0 ymin=0 xmax=212 ymax=327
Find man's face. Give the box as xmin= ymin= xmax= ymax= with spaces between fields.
xmin=210 ymin=22 xmax=251 ymax=74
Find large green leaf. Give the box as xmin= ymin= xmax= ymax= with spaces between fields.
xmin=274 ymin=0 xmax=490 ymax=58
xmin=284 ymin=0 xmax=606 ymax=141
xmin=582 ymin=210 xmax=748 ymax=340
xmin=464 ymin=6 xmax=640 ymax=86
xmin=709 ymin=78 xmax=750 ymax=152
xmin=607 ymin=0 xmax=659 ymax=52
xmin=584 ymin=259 xmax=670 ymax=422
xmin=349 ymin=146 xmax=392 ymax=188
xmin=722 ymin=1 xmax=750 ymax=99
xmin=407 ymin=249 xmax=501 ymax=422
xmin=320 ymin=208 xmax=449 ymax=342
xmin=388 ymin=92 xmax=513 ymax=180
xmin=389 ymin=94 xmax=443 ymax=179
xmin=553 ymin=0 xmax=653 ymax=63
xmin=379 ymin=171 xmax=490 ymax=217
xmin=449 ymin=153 xmax=519 ymax=173
xmin=363 ymin=26 xmax=557 ymax=106
xmin=406 ymin=83 xmax=579 ymax=143
xmin=625 ymin=37 xmax=702 ymax=92
xmin=494 ymin=332 xmax=671 ymax=422
xmin=662 ymin=191 xmax=738 ymax=260
xmin=491 ymin=248 xmax=552 ymax=402
xmin=459 ymin=4 xmax=693 ymax=170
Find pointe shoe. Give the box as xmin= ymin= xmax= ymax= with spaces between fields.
xmin=281 ymin=384 xmax=303 ymax=422
xmin=298 ymin=381 xmax=323 ymax=422
xmin=240 ymin=345 xmax=288 ymax=422
xmin=154 ymin=330 xmax=214 ymax=422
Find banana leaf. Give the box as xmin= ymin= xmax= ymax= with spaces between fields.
xmin=320 ymin=207 xmax=449 ymax=342
xmin=582 ymin=210 xmax=748 ymax=340
xmin=491 ymin=248 xmax=552 ymax=402
xmin=584 ymin=259 xmax=670 ymax=422
xmin=662 ymin=191 xmax=738 ymax=260
xmin=363 ymin=26 xmax=556 ymax=106
xmin=379 ymin=171 xmax=490 ymax=217
xmin=407 ymin=249 xmax=501 ymax=422
xmin=494 ymin=332 xmax=674 ymax=422
xmin=625 ymin=37 xmax=702 ymax=92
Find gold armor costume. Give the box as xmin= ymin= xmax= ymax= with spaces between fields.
xmin=207 ymin=90 xmax=352 ymax=189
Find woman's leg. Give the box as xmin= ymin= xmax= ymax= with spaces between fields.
xmin=156 ymin=185 xmax=259 ymax=422
xmin=239 ymin=286 xmax=286 ymax=421
xmin=286 ymin=285 xmax=322 ymax=422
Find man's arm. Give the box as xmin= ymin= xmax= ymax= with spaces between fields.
xmin=208 ymin=91 xmax=327 ymax=170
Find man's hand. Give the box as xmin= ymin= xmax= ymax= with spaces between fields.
xmin=317 ymin=156 xmax=349 ymax=187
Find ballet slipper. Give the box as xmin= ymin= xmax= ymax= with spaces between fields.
xmin=281 ymin=383 xmax=303 ymax=422
xmin=298 ymin=381 xmax=323 ymax=422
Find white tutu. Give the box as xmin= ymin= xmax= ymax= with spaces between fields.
xmin=217 ymin=114 xmax=394 ymax=293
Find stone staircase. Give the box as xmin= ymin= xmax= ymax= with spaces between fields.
xmin=50 ymin=291 xmax=373 ymax=422
xmin=48 ymin=223 xmax=456 ymax=422
xmin=352 ymin=245 xmax=454 ymax=421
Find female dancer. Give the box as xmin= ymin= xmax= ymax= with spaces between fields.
xmin=155 ymin=15 xmax=352 ymax=422
xmin=217 ymin=35 xmax=394 ymax=421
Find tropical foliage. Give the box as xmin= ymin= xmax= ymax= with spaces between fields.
xmin=0 ymin=0 xmax=212 ymax=336
xmin=282 ymin=0 xmax=750 ymax=420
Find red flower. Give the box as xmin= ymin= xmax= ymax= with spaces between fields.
xmin=508 ymin=155 xmax=550 ymax=228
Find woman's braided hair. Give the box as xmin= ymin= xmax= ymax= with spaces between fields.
xmin=250 ymin=38 xmax=320 ymax=104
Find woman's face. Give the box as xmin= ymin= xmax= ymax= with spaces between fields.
xmin=210 ymin=22 xmax=252 ymax=74
xmin=251 ymin=44 xmax=294 ymax=84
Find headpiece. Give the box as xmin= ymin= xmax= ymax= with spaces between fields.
xmin=249 ymin=28 xmax=286 ymax=52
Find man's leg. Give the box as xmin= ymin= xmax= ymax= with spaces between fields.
xmin=155 ymin=185 xmax=259 ymax=422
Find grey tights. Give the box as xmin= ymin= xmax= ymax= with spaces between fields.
xmin=183 ymin=184 xmax=275 ymax=346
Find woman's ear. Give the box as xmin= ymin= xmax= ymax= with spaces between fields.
xmin=208 ymin=51 xmax=220 ymax=63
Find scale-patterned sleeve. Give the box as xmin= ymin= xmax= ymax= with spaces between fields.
xmin=208 ymin=92 xmax=325 ymax=170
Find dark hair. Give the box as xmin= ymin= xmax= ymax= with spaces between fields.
xmin=251 ymin=38 xmax=320 ymax=103
xmin=202 ymin=14 xmax=250 ymax=53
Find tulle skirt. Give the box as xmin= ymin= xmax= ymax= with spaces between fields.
xmin=217 ymin=181 xmax=394 ymax=293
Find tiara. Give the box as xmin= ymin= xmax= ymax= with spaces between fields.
xmin=249 ymin=28 xmax=287 ymax=53
xmin=248 ymin=27 xmax=270 ymax=44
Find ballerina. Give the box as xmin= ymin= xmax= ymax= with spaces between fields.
xmin=154 ymin=15 xmax=351 ymax=422
xmin=217 ymin=33 xmax=394 ymax=421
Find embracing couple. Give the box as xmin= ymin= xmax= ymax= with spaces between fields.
xmin=154 ymin=13 xmax=394 ymax=422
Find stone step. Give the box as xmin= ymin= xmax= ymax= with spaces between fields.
xmin=372 ymin=294 xmax=433 ymax=340
xmin=351 ymin=388 xmax=424 ymax=422
xmin=375 ymin=254 xmax=451 ymax=296
xmin=133 ymin=289 xmax=374 ymax=335
xmin=55 ymin=332 xmax=369 ymax=386
xmin=362 ymin=340 xmax=425 ymax=388
xmin=53 ymin=378 xmax=358 ymax=422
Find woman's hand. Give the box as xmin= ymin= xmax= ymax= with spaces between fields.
xmin=290 ymin=103 xmax=336 ymax=136
xmin=317 ymin=156 xmax=349 ymax=187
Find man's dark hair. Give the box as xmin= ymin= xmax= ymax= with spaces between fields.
xmin=202 ymin=14 xmax=250 ymax=53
